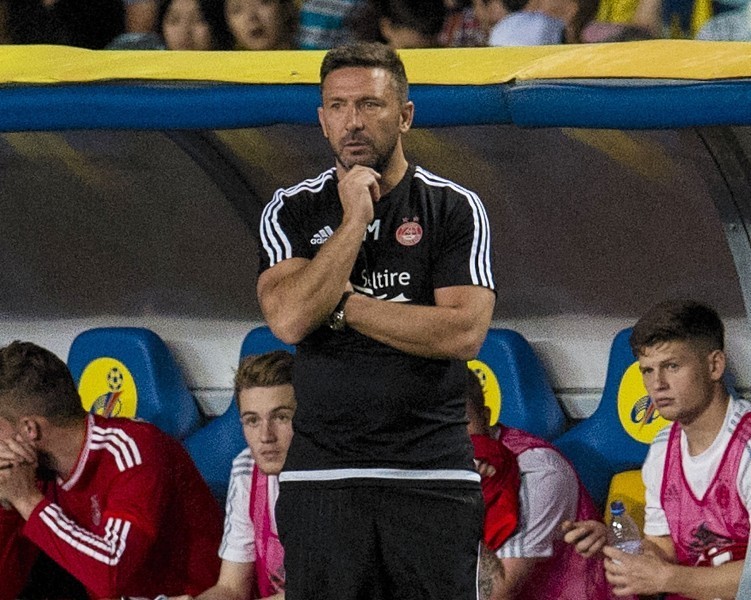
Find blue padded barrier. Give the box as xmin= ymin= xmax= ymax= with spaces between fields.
xmin=184 ymin=327 xmax=294 ymax=503
xmin=473 ymin=328 xmax=567 ymax=441
xmin=67 ymin=327 xmax=201 ymax=440
xmin=553 ymin=328 xmax=668 ymax=508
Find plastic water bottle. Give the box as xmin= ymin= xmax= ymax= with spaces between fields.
xmin=608 ymin=500 xmax=642 ymax=555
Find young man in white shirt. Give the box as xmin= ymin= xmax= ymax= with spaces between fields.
xmin=564 ymin=299 xmax=751 ymax=600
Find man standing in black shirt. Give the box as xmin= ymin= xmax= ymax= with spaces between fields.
xmin=258 ymin=42 xmax=496 ymax=599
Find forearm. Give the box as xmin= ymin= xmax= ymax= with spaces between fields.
xmin=195 ymin=585 xmax=246 ymax=600
xmin=345 ymin=287 xmax=494 ymax=360
xmin=661 ymin=561 xmax=742 ymax=600
xmin=23 ymin=500 xmax=151 ymax=597
xmin=258 ymin=219 xmax=367 ymax=344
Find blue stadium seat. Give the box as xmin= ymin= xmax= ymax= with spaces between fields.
xmin=184 ymin=400 xmax=246 ymax=502
xmin=240 ymin=325 xmax=295 ymax=357
xmin=184 ymin=326 xmax=294 ymax=502
xmin=472 ymin=328 xmax=567 ymax=440
xmin=67 ymin=327 xmax=202 ymax=440
xmin=553 ymin=327 xmax=670 ymax=509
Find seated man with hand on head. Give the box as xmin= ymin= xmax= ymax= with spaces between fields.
xmin=172 ymin=350 xmax=295 ymax=600
xmin=465 ymin=368 xmax=611 ymax=600
xmin=564 ymin=300 xmax=750 ymax=600
xmin=0 ymin=340 xmax=222 ymax=600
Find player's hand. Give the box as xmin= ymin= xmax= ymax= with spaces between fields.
xmin=473 ymin=458 xmax=496 ymax=478
xmin=603 ymin=546 xmax=670 ymax=596
xmin=561 ymin=519 xmax=609 ymax=557
xmin=0 ymin=437 xmax=36 ymax=470
xmin=0 ymin=457 xmax=42 ymax=518
xmin=337 ymin=165 xmax=381 ymax=227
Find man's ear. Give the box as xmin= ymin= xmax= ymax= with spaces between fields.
xmin=317 ymin=106 xmax=330 ymax=139
xmin=708 ymin=349 xmax=726 ymax=383
xmin=18 ymin=417 xmax=42 ymax=443
xmin=399 ymin=100 xmax=414 ymax=133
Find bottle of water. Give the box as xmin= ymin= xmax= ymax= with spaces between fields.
xmin=608 ymin=500 xmax=642 ymax=555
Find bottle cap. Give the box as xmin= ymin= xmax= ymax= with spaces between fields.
xmin=610 ymin=500 xmax=625 ymax=516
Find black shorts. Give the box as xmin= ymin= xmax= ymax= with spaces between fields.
xmin=276 ymin=481 xmax=484 ymax=600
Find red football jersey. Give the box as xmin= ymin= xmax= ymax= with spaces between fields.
xmin=1 ymin=414 xmax=222 ymax=599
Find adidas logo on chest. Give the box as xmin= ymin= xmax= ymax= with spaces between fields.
xmin=310 ymin=226 xmax=333 ymax=245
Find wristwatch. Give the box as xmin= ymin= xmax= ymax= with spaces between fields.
xmin=328 ymin=291 xmax=355 ymax=331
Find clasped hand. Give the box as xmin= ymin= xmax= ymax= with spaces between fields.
xmin=337 ymin=165 xmax=381 ymax=226
xmin=0 ymin=436 xmax=39 ymax=507
xmin=561 ymin=520 xmax=669 ymax=596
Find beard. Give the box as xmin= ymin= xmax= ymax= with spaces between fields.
xmin=36 ymin=450 xmax=57 ymax=481
xmin=333 ymin=134 xmax=398 ymax=174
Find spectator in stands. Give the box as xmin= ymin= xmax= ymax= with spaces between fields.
xmin=696 ymin=1 xmax=751 ymax=40
xmin=580 ymin=20 xmax=655 ymax=40
xmin=0 ymin=341 xmax=223 ymax=600
xmin=224 ymin=0 xmax=297 ymax=50
xmin=465 ymin=368 xmax=612 ymax=599
xmin=440 ymin=0 xmax=487 ymax=46
xmin=0 ymin=0 xmax=125 ymax=48
xmin=296 ymin=0 xmax=364 ymax=48
xmin=109 ymin=0 xmax=230 ymax=49
xmin=564 ymin=299 xmax=750 ymax=600
xmin=170 ymin=350 xmax=295 ymax=600
xmin=158 ymin=0 xmax=232 ymax=49
xmin=348 ymin=0 xmax=447 ymax=48
xmin=473 ymin=0 xmax=598 ymax=44
xmin=124 ymin=0 xmax=159 ymax=32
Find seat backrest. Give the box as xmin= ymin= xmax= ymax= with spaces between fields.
xmin=553 ymin=327 xmax=670 ymax=508
xmin=605 ymin=469 xmax=646 ymax=531
xmin=184 ymin=326 xmax=294 ymax=503
xmin=472 ymin=328 xmax=567 ymax=440
xmin=68 ymin=327 xmax=202 ymax=440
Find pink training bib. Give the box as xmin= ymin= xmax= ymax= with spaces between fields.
xmin=249 ymin=464 xmax=285 ymax=597
xmin=661 ymin=413 xmax=751 ymax=600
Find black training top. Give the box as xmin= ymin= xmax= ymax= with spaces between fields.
xmin=259 ymin=165 xmax=495 ymax=484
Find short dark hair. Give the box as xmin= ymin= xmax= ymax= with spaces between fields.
xmin=234 ymin=350 xmax=294 ymax=401
xmin=0 ymin=341 xmax=85 ymax=425
xmin=629 ymin=299 xmax=725 ymax=356
xmin=320 ymin=42 xmax=409 ymax=103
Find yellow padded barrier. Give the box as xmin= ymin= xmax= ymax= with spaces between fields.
xmin=2 ymin=42 xmax=751 ymax=87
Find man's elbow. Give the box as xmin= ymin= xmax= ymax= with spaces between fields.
xmin=266 ymin=319 xmax=305 ymax=346
xmin=264 ymin=310 xmax=319 ymax=346
xmin=446 ymin=334 xmax=485 ymax=360
xmin=449 ymin=328 xmax=487 ymax=361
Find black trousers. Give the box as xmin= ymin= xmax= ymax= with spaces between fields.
xmin=277 ymin=482 xmax=484 ymax=600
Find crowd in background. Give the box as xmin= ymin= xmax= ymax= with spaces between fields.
xmin=0 ymin=0 xmax=748 ymax=52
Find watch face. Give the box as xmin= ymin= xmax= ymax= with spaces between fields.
xmin=328 ymin=310 xmax=345 ymax=331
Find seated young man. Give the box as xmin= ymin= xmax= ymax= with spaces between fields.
xmin=173 ymin=350 xmax=295 ymax=600
xmin=465 ymin=368 xmax=611 ymax=600
xmin=0 ymin=341 xmax=223 ymax=600
xmin=564 ymin=299 xmax=750 ymax=600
